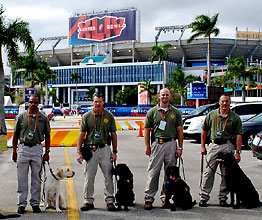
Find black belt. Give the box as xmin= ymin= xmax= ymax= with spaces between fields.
xmin=213 ymin=139 xmax=229 ymax=145
xmin=21 ymin=142 xmax=39 ymax=147
xmin=156 ymin=138 xmax=174 ymax=144
xmin=89 ymin=144 xmax=106 ymax=151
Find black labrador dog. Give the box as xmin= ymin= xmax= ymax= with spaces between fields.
xmin=112 ymin=163 xmax=135 ymax=211
xmin=217 ymin=152 xmax=262 ymax=209
xmin=163 ymin=166 xmax=196 ymax=211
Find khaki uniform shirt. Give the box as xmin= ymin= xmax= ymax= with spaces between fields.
xmin=14 ymin=111 xmax=51 ymax=145
xmin=145 ymin=104 xmax=183 ymax=139
xmin=202 ymin=108 xmax=242 ymax=141
xmin=80 ymin=109 xmax=116 ymax=145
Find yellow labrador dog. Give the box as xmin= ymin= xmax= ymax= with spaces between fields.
xmin=42 ymin=166 xmax=75 ymax=213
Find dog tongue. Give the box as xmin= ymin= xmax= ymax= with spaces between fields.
xmin=170 ymin=176 xmax=175 ymax=181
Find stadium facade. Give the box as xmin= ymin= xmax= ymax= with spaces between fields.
xmin=13 ymin=8 xmax=262 ymax=106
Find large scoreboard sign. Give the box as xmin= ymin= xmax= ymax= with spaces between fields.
xmin=187 ymin=82 xmax=208 ymax=99
xmin=69 ymin=10 xmax=138 ymax=45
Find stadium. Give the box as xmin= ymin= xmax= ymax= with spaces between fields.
xmin=12 ymin=8 xmax=262 ymax=106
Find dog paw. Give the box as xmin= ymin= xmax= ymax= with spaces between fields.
xmin=56 ymin=209 xmax=62 ymax=213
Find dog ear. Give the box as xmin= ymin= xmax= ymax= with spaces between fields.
xmin=56 ymin=168 xmax=64 ymax=179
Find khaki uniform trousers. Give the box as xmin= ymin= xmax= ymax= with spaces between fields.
xmin=145 ymin=139 xmax=177 ymax=203
xmin=17 ymin=143 xmax=43 ymax=207
xmin=83 ymin=145 xmax=115 ymax=204
xmin=200 ymin=141 xmax=235 ymax=202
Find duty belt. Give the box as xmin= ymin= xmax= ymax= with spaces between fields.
xmin=90 ymin=144 xmax=106 ymax=151
xmin=21 ymin=142 xmax=39 ymax=147
xmin=212 ymin=139 xmax=229 ymax=145
xmin=157 ymin=138 xmax=174 ymax=144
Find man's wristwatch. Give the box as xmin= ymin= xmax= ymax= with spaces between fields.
xmin=46 ymin=149 xmax=50 ymax=153
xmin=113 ymin=150 xmax=118 ymax=153
xmin=236 ymin=150 xmax=241 ymax=154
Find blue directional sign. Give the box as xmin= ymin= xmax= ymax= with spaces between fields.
xmin=25 ymin=88 xmax=35 ymax=102
xmin=187 ymin=82 xmax=208 ymax=99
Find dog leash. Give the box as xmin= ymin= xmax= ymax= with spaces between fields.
xmin=177 ymin=157 xmax=186 ymax=180
xmin=203 ymin=155 xmax=224 ymax=177
xmin=47 ymin=161 xmax=59 ymax=181
xmin=41 ymin=160 xmax=47 ymax=202
xmin=113 ymin=161 xmax=117 ymax=197
xmin=200 ymin=154 xmax=204 ymax=188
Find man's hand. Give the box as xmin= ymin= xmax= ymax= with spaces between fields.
xmin=176 ymin=149 xmax=182 ymax=158
xmin=201 ymin=145 xmax=207 ymax=155
xmin=235 ymin=153 xmax=241 ymax=163
xmin=77 ymin=152 xmax=83 ymax=164
xmin=111 ymin=152 xmax=117 ymax=162
xmin=12 ymin=151 xmax=17 ymax=162
xmin=145 ymin=147 xmax=151 ymax=156
xmin=43 ymin=152 xmax=50 ymax=161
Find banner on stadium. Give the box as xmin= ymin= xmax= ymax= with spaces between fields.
xmin=236 ymin=31 xmax=262 ymax=40
xmin=69 ymin=10 xmax=137 ymax=45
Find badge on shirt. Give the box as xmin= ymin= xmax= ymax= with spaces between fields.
xmin=159 ymin=120 xmax=167 ymax=130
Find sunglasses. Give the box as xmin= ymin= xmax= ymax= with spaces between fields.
xmin=29 ymin=101 xmax=39 ymax=104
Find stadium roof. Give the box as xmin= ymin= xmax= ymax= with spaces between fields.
xmin=33 ymin=37 xmax=262 ymax=67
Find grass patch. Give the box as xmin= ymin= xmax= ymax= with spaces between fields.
xmin=0 ymin=135 xmax=7 ymax=152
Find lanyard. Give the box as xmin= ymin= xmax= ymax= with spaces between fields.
xmin=93 ymin=109 xmax=104 ymax=131
xmin=27 ymin=110 xmax=39 ymax=132
xmin=159 ymin=109 xmax=170 ymax=121
xmin=217 ymin=115 xmax=229 ymax=131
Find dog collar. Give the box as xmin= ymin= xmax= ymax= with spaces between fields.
xmin=50 ymin=168 xmax=59 ymax=181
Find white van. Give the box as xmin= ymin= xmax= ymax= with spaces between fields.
xmin=183 ymin=102 xmax=262 ymax=142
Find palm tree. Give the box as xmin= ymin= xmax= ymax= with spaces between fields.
xmin=12 ymin=46 xmax=38 ymax=88
xmin=167 ymin=67 xmax=200 ymax=105
xmin=0 ymin=4 xmax=33 ymax=134
xmin=149 ymin=43 xmax=172 ymax=88
xmin=187 ymin=13 xmax=220 ymax=86
xmin=138 ymin=79 xmax=155 ymax=104
xmin=87 ymin=86 xmax=95 ymax=100
xmin=227 ymin=57 xmax=258 ymax=102
xmin=211 ymin=72 xmax=231 ymax=88
xmin=34 ymin=60 xmax=58 ymax=104
xmin=70 ymin=71 xmax=82 ymax=108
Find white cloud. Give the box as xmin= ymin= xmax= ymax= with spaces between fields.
xmin=5 ymin=5 xmax=68 ymax=21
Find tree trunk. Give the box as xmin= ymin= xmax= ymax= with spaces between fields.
xmin=0 ymin=48 xmax=7 ymax=134
xmin=207 ymin=36 xmax=211 ymax=86
xmin=76 ymin=83 xmax=79 ymax=108
xmin=180 ymin=93 xmax=184 ymax=106
xmin=242 ymin=77 xmax=246 ymax=102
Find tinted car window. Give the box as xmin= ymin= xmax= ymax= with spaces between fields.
xmin=233 ymin=104 xmax=262 ymax=115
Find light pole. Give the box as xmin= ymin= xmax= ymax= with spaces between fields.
xmin=226 ymin=57 xmax=229 ymax=72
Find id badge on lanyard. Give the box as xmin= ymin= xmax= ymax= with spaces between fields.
xmin=158 ymin=109 xmax=169 ymax=131
xmin=159 ymin=120 xmax=167 ymax=130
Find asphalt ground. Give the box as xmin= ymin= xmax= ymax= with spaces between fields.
xmin=0 ymin=117 xmax=262 ymax=219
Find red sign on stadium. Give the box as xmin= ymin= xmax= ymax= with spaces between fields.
xmin=69 ymin=10 xmax=138 ymax=45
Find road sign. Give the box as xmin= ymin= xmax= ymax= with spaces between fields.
xmin=187 ymin=82 xmax=208 ymax=99
xmin=25 ymin=88 xmax=35 ymax=102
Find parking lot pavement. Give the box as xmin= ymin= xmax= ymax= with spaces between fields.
xmin=0 ymin=130 xmax=262 ymax=220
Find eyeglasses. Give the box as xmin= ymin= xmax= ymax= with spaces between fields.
xmin=29 ymin=101 xmax=39 ymax=104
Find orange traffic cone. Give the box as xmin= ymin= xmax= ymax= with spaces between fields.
xmin=138 ymin=124 xmax=144 ymax=137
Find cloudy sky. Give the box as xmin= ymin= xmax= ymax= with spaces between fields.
xmin=2 ymin=0 xmax=262 ymax=71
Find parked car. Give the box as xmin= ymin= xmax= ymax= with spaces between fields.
xmin=251 ymin=131 xmax=262 ymax=160
xmin=183 ymin=102 xmax=262 ymax=144
xmin=182 ymin=103 xmax=219 ymax=124
xmin=242 ymin=113 xmax=262 ymax=149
